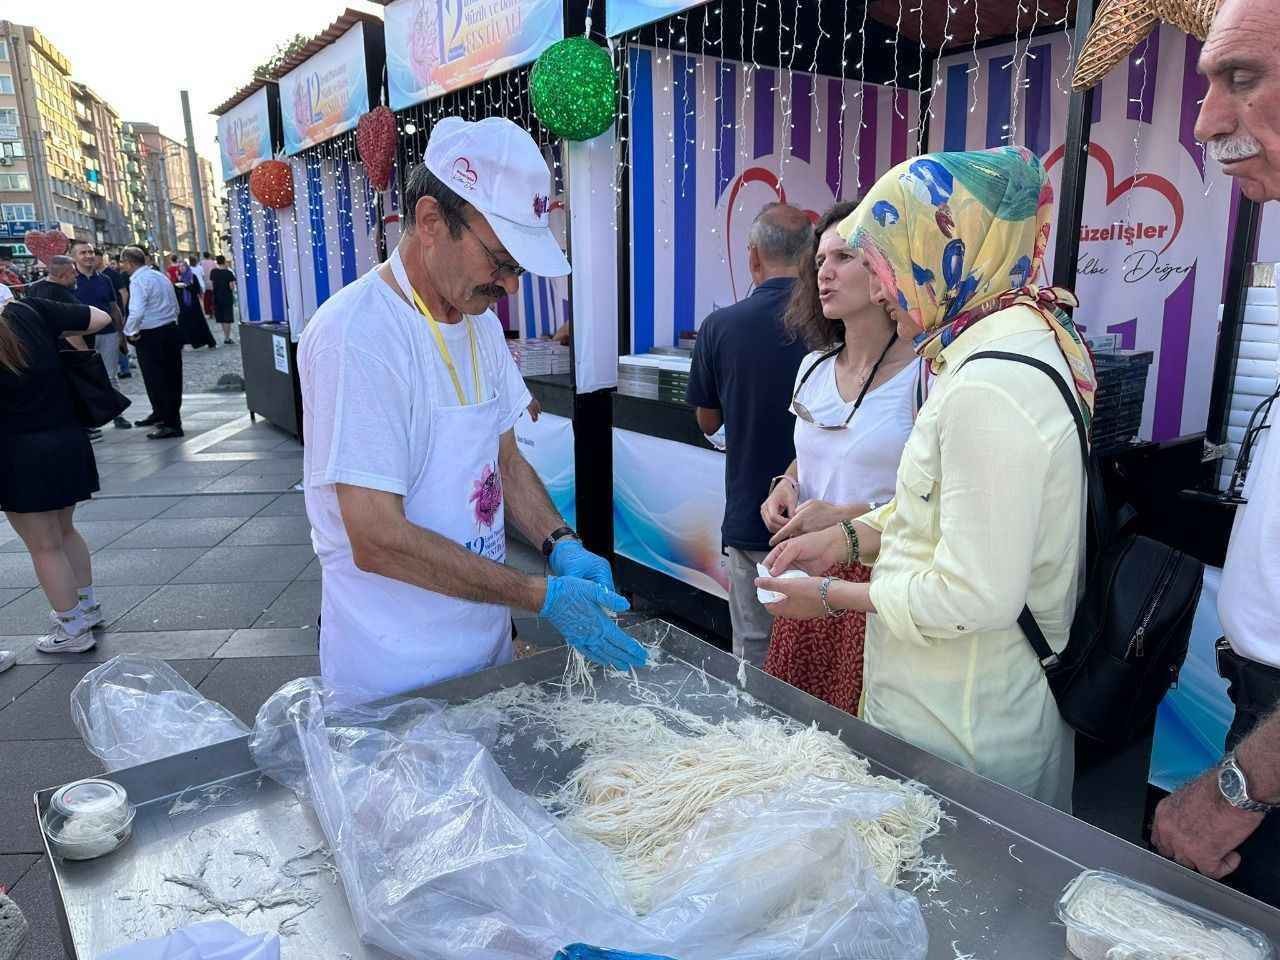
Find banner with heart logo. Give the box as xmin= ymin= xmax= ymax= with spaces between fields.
xmin=628 ymin=45 xmax=921 ymax=355
xmin=930 ymin=25 xmax=1244 ymax=447
xmin=23 ymin=229 xmax=69 ymax=265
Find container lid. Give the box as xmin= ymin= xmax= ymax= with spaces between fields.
xmin=51 ymin=779 xmax=128 ymax=819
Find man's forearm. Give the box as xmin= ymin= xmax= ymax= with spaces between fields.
xmin=501 ymin=446 xmax=564 ymax=548
xmin=1236 ymin=706 xmax=1280 ymax=804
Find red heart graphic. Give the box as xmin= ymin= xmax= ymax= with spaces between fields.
xmin=452 ymin=157 xmax=478 ymax=186
xmin=1044 ymin=142 xmax=1183 ymax=255
xmin=357 ymin=106 xmax=396 ymax=193
xmin=24 ymin=229 xmax=69 ymax=265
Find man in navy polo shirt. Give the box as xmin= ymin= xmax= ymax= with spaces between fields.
xmin=71 ymin=240 xmax=131 ymax=429
xmin=686 ymin=203 xmax=812 ymax=666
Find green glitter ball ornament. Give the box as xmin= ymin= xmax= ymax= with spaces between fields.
xmin=530 ymin=36 xmax=617 ymax=141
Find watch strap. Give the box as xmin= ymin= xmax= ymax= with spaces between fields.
xmin=541 ymin=525 xmax=577 ymax=559
xmin=1219 ymin=753 xmax=1278 ymax=813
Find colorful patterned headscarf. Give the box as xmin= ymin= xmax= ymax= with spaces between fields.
xmin=838 ymin=146 xmax=1096 ymax=418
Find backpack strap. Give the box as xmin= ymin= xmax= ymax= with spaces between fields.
xmin=958 ymin=349 xmax=1095 ymax=672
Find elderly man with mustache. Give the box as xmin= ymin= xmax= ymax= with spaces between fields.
xmin=1149 ymin=0 xmax=1280 ymax=906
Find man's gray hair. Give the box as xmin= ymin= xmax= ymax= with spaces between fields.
xmin=47 ymin=255 xmax=75 ymax=275
xmin=747 ymin=202 xmax=814 ymax=265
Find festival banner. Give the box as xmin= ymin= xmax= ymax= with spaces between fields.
xmin=931 ymin=26 xmax=1237 ymax=443
xmin=385 ymin=0 xmax=563 ymax=109
xmin=217 ymin=87 xmax=272 ymax=181
xmin=495 ymin=143 xmax=569 ymax=338
xmin=608 ymin=0 xmax=709 ymax=37
xmin=280 ymin=23 xmax=371 ymax=156
xmin=514 ymin=410 xmax=576 ymax=527
xmin=613 ymin=429 xmax=729 ymax=599
xmin=627 ymin=46 xmax=921 ymax=353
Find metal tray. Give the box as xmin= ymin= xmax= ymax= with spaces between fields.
xmin=37 ymin=620 xmax=1280 ymax=959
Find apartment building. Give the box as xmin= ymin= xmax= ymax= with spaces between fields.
xmin=73 ymin=82 xmax=133 ymax=246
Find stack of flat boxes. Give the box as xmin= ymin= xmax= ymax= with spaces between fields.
xmin=617 ymin=351 xmax=693 ymax=402
xmin=508 ymin=339 xmax=571 ymax=376
xmin=1091 ymin=350 xmax=1154 ymax=455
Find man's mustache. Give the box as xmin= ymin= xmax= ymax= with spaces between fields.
xmin=474 ymin=285 xmax=507 ymax=300
xmin=1207 ymin=135 xmax=1262 ymax=163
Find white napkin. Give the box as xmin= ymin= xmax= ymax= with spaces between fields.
xmin=756 ymin=563 xmax=809 ymax=605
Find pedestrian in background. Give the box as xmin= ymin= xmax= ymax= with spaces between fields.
xmin=175 ymin=258 xmax=215 ymax=349
xmin=121 ymin=246 xmax=184 ymax=439
xmin=209 ymin=255 xmax=237 ymax=344
xmin=70 ymin=241 xmax=131 ymax=430
xmin=100 ymin=251 xmax=132 ymax=379
xmin=0 ymin=295 xmax=113 ymax=660
xmin=198 ymin=251 xmax=217 ymax=318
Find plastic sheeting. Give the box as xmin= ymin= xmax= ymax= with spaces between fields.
xmin=249 ymin=678 xmax=928 ymax=960
xmin=96 ymin=921 xmax=279 ymax=960
xmin=71 ymin=657 xmax=248 ymax=772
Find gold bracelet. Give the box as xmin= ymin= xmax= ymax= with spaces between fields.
xmin=840 ymin=519 xmax=860 ymax=567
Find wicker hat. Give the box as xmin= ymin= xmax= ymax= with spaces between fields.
xmin=0 ymin=892 xmax=28 ymax=960
xmin=1072 ymin=0 xmax=1222 ymax=91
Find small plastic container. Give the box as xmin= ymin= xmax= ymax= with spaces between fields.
xmin=1057 ymin=870 xmax=1273 ymax=960
xmin=42 ymin=779 xmax=135 ymax=861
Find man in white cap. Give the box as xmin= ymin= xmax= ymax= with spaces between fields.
xmin=298 ymin=117 xmax=646 ymax=698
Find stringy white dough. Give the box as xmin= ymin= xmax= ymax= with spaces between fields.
xmin=1063 ymin=874 xmax=1266 ymax=960
xmin=55 ymin=811 xmax=128 ymax=858
xmin=465 ymin=648 xmax=945 ymax=915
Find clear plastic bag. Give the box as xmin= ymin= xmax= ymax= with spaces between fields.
xmin=250 ymin=678 xmax=928 ymax=960
xmin=71 ymin=656 xmax=249 ymax=772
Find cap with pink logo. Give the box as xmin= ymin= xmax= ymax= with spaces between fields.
xmin=424 ymin=116 xmax=570 ymax=278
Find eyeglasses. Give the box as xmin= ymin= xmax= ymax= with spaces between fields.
xmin=790 ymin=333 xmax=900 ymax=430
xmin=460 ymin=219 xmax=525 ymax=280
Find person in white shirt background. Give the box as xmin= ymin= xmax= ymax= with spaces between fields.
xmin=1150 ymin=0 xmax=1280 ymax=908
xmin=120 ymin=246 xmax=184 ymax=439
xmin=298 ymin=116 xmax=645 ymax=700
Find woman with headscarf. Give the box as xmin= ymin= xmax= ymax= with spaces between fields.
xmin=758 ymin=147 xmax=1095 ymax=809
xmin=174 ymin=259 xmax=216 ymax=349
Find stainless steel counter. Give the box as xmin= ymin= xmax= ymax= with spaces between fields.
xmin=37 ymin=620 xmax=1280 ymax=959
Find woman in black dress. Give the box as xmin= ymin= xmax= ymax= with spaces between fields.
xmin=175 ymin=261 xmax=216 ymax=350
xmin=0 ymin=296 xmax=112 ymax=665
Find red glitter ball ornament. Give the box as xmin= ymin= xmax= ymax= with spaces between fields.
xmin=250 ymin=160 xmax=294 ymax=209
xmin=357 ymin=106 xmax=396 ymax=192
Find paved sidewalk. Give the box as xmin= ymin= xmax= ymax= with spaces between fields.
xmin=0 ymin=391 xmax=555 ymax=959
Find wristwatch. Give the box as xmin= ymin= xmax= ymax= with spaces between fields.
xmin=768 ymin=475 xmax=796 ymax=494
xmin=1217 ymin=751 xmax=1278 ymax=813
xmin=541 ymin=525 xmax=578 ymax=559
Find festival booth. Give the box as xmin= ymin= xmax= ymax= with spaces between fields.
xmin=214 ymin=10 xmax=387 ymax=439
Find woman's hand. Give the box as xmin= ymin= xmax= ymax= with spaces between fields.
xmin=760 ymin=478 xmax=799 ymax=533
xmin=764 ymin=525 xmax=846 ymax=576
xmin=756 ymin=575 xmax=826 ymax=620
xmin=769 ymin=499 xmax=858 ymax=546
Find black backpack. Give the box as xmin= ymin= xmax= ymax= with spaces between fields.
xmin=961 ymin=350 xmax=1204 ymax=746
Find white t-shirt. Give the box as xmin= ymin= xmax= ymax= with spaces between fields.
xmin=792 ymin=351 xmax=916 ymax=508
xmin=1219 ymin=406 xmax=1280 ymax=668
xmin=298 ymin=266 xmax=531 ymax=612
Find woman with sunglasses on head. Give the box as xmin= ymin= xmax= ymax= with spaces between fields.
xmin=758 ymin=201 xmax=917 ymax=712
xmin=759 ymin=148 xmax=1094 ymax=809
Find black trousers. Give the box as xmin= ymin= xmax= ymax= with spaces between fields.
xmin=135 ymin=322 xmax=183 ymax=429
xmin=1217 ymin=639 xmax=1280 ymax=908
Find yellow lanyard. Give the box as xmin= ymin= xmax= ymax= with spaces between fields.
xmin=410 ymin=289 xmax=483 ymax=406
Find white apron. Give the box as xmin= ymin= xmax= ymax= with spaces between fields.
xmin=319 ymin=253 xmax=512 ymax=699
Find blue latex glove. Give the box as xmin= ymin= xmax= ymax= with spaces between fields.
xmin=540 ymin=577 xmax=647 ymax=671
xmin=549 ymin=538 xmax=617 ymax=592
xmin=554 ymin=945 xmax=677 ymax=960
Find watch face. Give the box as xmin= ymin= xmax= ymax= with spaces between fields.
xmin=1220 ymin=765 xmax=1246 ymax=801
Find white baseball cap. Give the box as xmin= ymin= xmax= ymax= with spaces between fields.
xmin=424 ymin=116 xmax=571 ymax=278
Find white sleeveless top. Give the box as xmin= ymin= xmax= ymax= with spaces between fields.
xmin=792 ymin=350 xmax=916 ymax=508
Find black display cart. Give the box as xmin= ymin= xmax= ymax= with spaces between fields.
xmin=239 ymin=321 xmax=304 ymax=440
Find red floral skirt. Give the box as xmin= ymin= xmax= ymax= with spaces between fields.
xmin=763 ymin=562 xmax=869 ymax=714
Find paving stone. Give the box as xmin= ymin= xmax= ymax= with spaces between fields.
xmin=219 ymin=516 xmax=313 ymax=547
xmin=0 ymin=741 xmax=102 ymax=853
xmin=226 ymin=456 xmax=304 ymax=476
xmin=0 ymin=661 xmax=216 ymax=742
xmin=0 ymin=585 xmax=159 ymax=638
xmin=13 ymin=631 xmax=232 ymax=666
xmin=105 ymin=476 xmax=210 ymax=498
xmin=297 ymin=557 xmax=321 ymax=581
xmin=147 ymin=460 xmax=245 ymax=479
xmin=156 ymin=493 xmax=278 ymax=519
xmin=196 ymin=656 xmax=321 ymax=725
xmin=0 ymin=853 xmax=36 ymax=889
xmin=256 ymin=494 xmax=308 ymax=517
xmin=107 ymin=517 xmax=247 ymax=550
xmin=213 ymin=628 xmax=318 ymax=659
xmin=7 ymin=857 xmax=66 ymax=957
xmin=82 ymin=548 xmax=205 ymax=587
xmin=0 ymin=557 xmax=37 ymax=590
xmin=200 ymin=473 xmax=297 ymax=494
xmin=0 ymin=521 xmax=141 ymax=555
xmin=0 ymin=588 xmax=30 ymax=607
xmin=0 ymin=665 xmax=53 ymax=714
xmin=170 ymin=545 xmax=315 ymax=584
xmin=111 ymin=582 xmax=288 ymax=632
xmin=251 ymin=581 xmax=321 ymax=629
xmin=72 ymin=497 xmax=184 ymax=523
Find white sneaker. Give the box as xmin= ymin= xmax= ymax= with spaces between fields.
xmin=35 ymin=621 xmax=96 ymax=655
xmin=78 ymin=603 xmax=104 ymax=630
xmin=0 ymin=650 xmax=14 ymax=673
